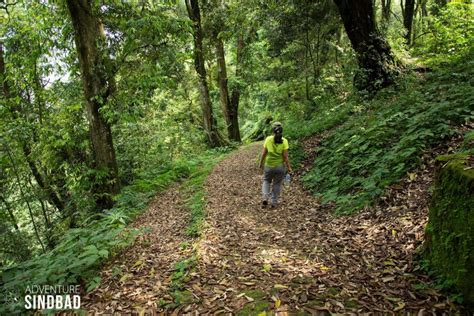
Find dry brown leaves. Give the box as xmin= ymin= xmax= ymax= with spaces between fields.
xmin=81 ymin=126 xmax=472 ymax=315
xmin=81 ymin=184 xmax=194 ymax=314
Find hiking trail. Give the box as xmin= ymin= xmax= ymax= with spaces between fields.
xmin=83 ymin=141 xmax=463 ymax=314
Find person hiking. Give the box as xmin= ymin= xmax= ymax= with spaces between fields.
xmin=259 ymin=122 xmax=293 ymax=208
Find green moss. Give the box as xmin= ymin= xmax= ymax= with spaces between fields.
xmin=244 ymin=290 xmax=267 ymax=300
xmin=425 ymin=154 xmax=474 ymax=307
xmin=235 ymin=290 xmax=270 ymax=315
xmin=344 ymin=299 xmax=360 ymax=309
xmin=307 ymin=299 xmax=324 ymax=306
xmin=326 ymin=287 xmax=340 ymax=296
xmin=169 ymin=290 xmax=196 ymax=306
xmin=236 ymin=300 xmax=271 ymax=316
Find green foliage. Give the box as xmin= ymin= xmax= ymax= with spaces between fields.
xmin=460 ymin=130 xmax=474 ymax=152
xmin=302 ymin=57 xmax=474 ymax=213
xmin=288 ymin=140 xmax=306 ymax=171
xmin=414 ymin=2 xmax=474 ymax=65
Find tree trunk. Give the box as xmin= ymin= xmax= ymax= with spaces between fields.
xmin=403 ymin=0 xmax=416 ymax=45
xmin=66 ymin=0 xmax=119 ymax=209
xmin=229 ymin=34 xmax=245 ymax=142
xmin=333 ymin=0 xmax=399 ymax=92
xmin=381 ymin=0 xmax=392 ymax=25
xmin=22 ymin=145 xmax=66 ymax=213
xmin=185 ymin=0 xmax=224 ymax=148
xmin=215 ymin=38 xmax=241 ymax=142
xmin=306 ymin=25 xmax=319 ymax=84
xmin=420 ymin=0 xmax=428 ymax=17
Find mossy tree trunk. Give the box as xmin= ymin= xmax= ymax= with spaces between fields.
xmin=333 ymin=0 xmax=399 ymax=92
xmin=66 ymin=0 xmax=120 ymax=210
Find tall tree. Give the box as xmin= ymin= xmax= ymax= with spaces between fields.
xmin=215 ymin=38 xmax=241 ymax=142
xmin=401 ymin=0 xmax=416 ymax=45
xmin=229 ymin=33 xmax=245 ymax=140
xmin=333 ymin=0 xmax=399 ymax=92
xmin=66 ymin=0 xmax=120 ymax=209
xmin=209 ymin=1 xmax=242 ymax=143
xmin=185 ymin=0 xmax=224 ymax=147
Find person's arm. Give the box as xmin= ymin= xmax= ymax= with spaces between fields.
xmin=283 ymin=149 xmax=292 ymax=173
xmin=259 ymin=147 xmax=268 ymax=170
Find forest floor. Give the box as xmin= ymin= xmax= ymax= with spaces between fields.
xmin=82 ymin=132 xmax=468 ymax=315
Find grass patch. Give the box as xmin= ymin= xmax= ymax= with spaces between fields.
xmin=164 ymin=148 xmax=232 ymax=308
xmin=179 ymin=150 xmax=230 ymax=237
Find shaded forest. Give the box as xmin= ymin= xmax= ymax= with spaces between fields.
xmin=0 ymin=0 xmax=473 ymax=313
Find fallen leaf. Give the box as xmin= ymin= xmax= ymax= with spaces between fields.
xmin=275 ymin=298 xmax=281 ymax=308
xmin=382 ymin=276 xmax=395 ymax=283
xmin=394 ymin=302 xmax=405 ymax=312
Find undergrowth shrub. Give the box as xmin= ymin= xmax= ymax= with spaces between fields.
xmin=414 ymin=2 xmax=473 ymax=66
xmin=303 ymin=54 xmax=474 ymax=214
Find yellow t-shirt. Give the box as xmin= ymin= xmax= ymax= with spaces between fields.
xmin=263 ymin=136 xmax=289 ymax=167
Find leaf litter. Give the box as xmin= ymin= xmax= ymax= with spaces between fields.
xmin=81 ymin=127 xmax=471 ymax=314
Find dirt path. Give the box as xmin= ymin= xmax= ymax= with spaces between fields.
xmin=177 ymin=143 xmax=462 ymax=314
xmin=83 ymin=142 xmax=464 ymax=314
xmin=82 ymin=185 xmax=195 ymax=314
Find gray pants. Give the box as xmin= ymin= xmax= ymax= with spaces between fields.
xmin=262 ymin=165 xmax=285 ymax=204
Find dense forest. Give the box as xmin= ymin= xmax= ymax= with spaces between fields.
xmin=1 ymin=0 xmax=473 ymax=314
